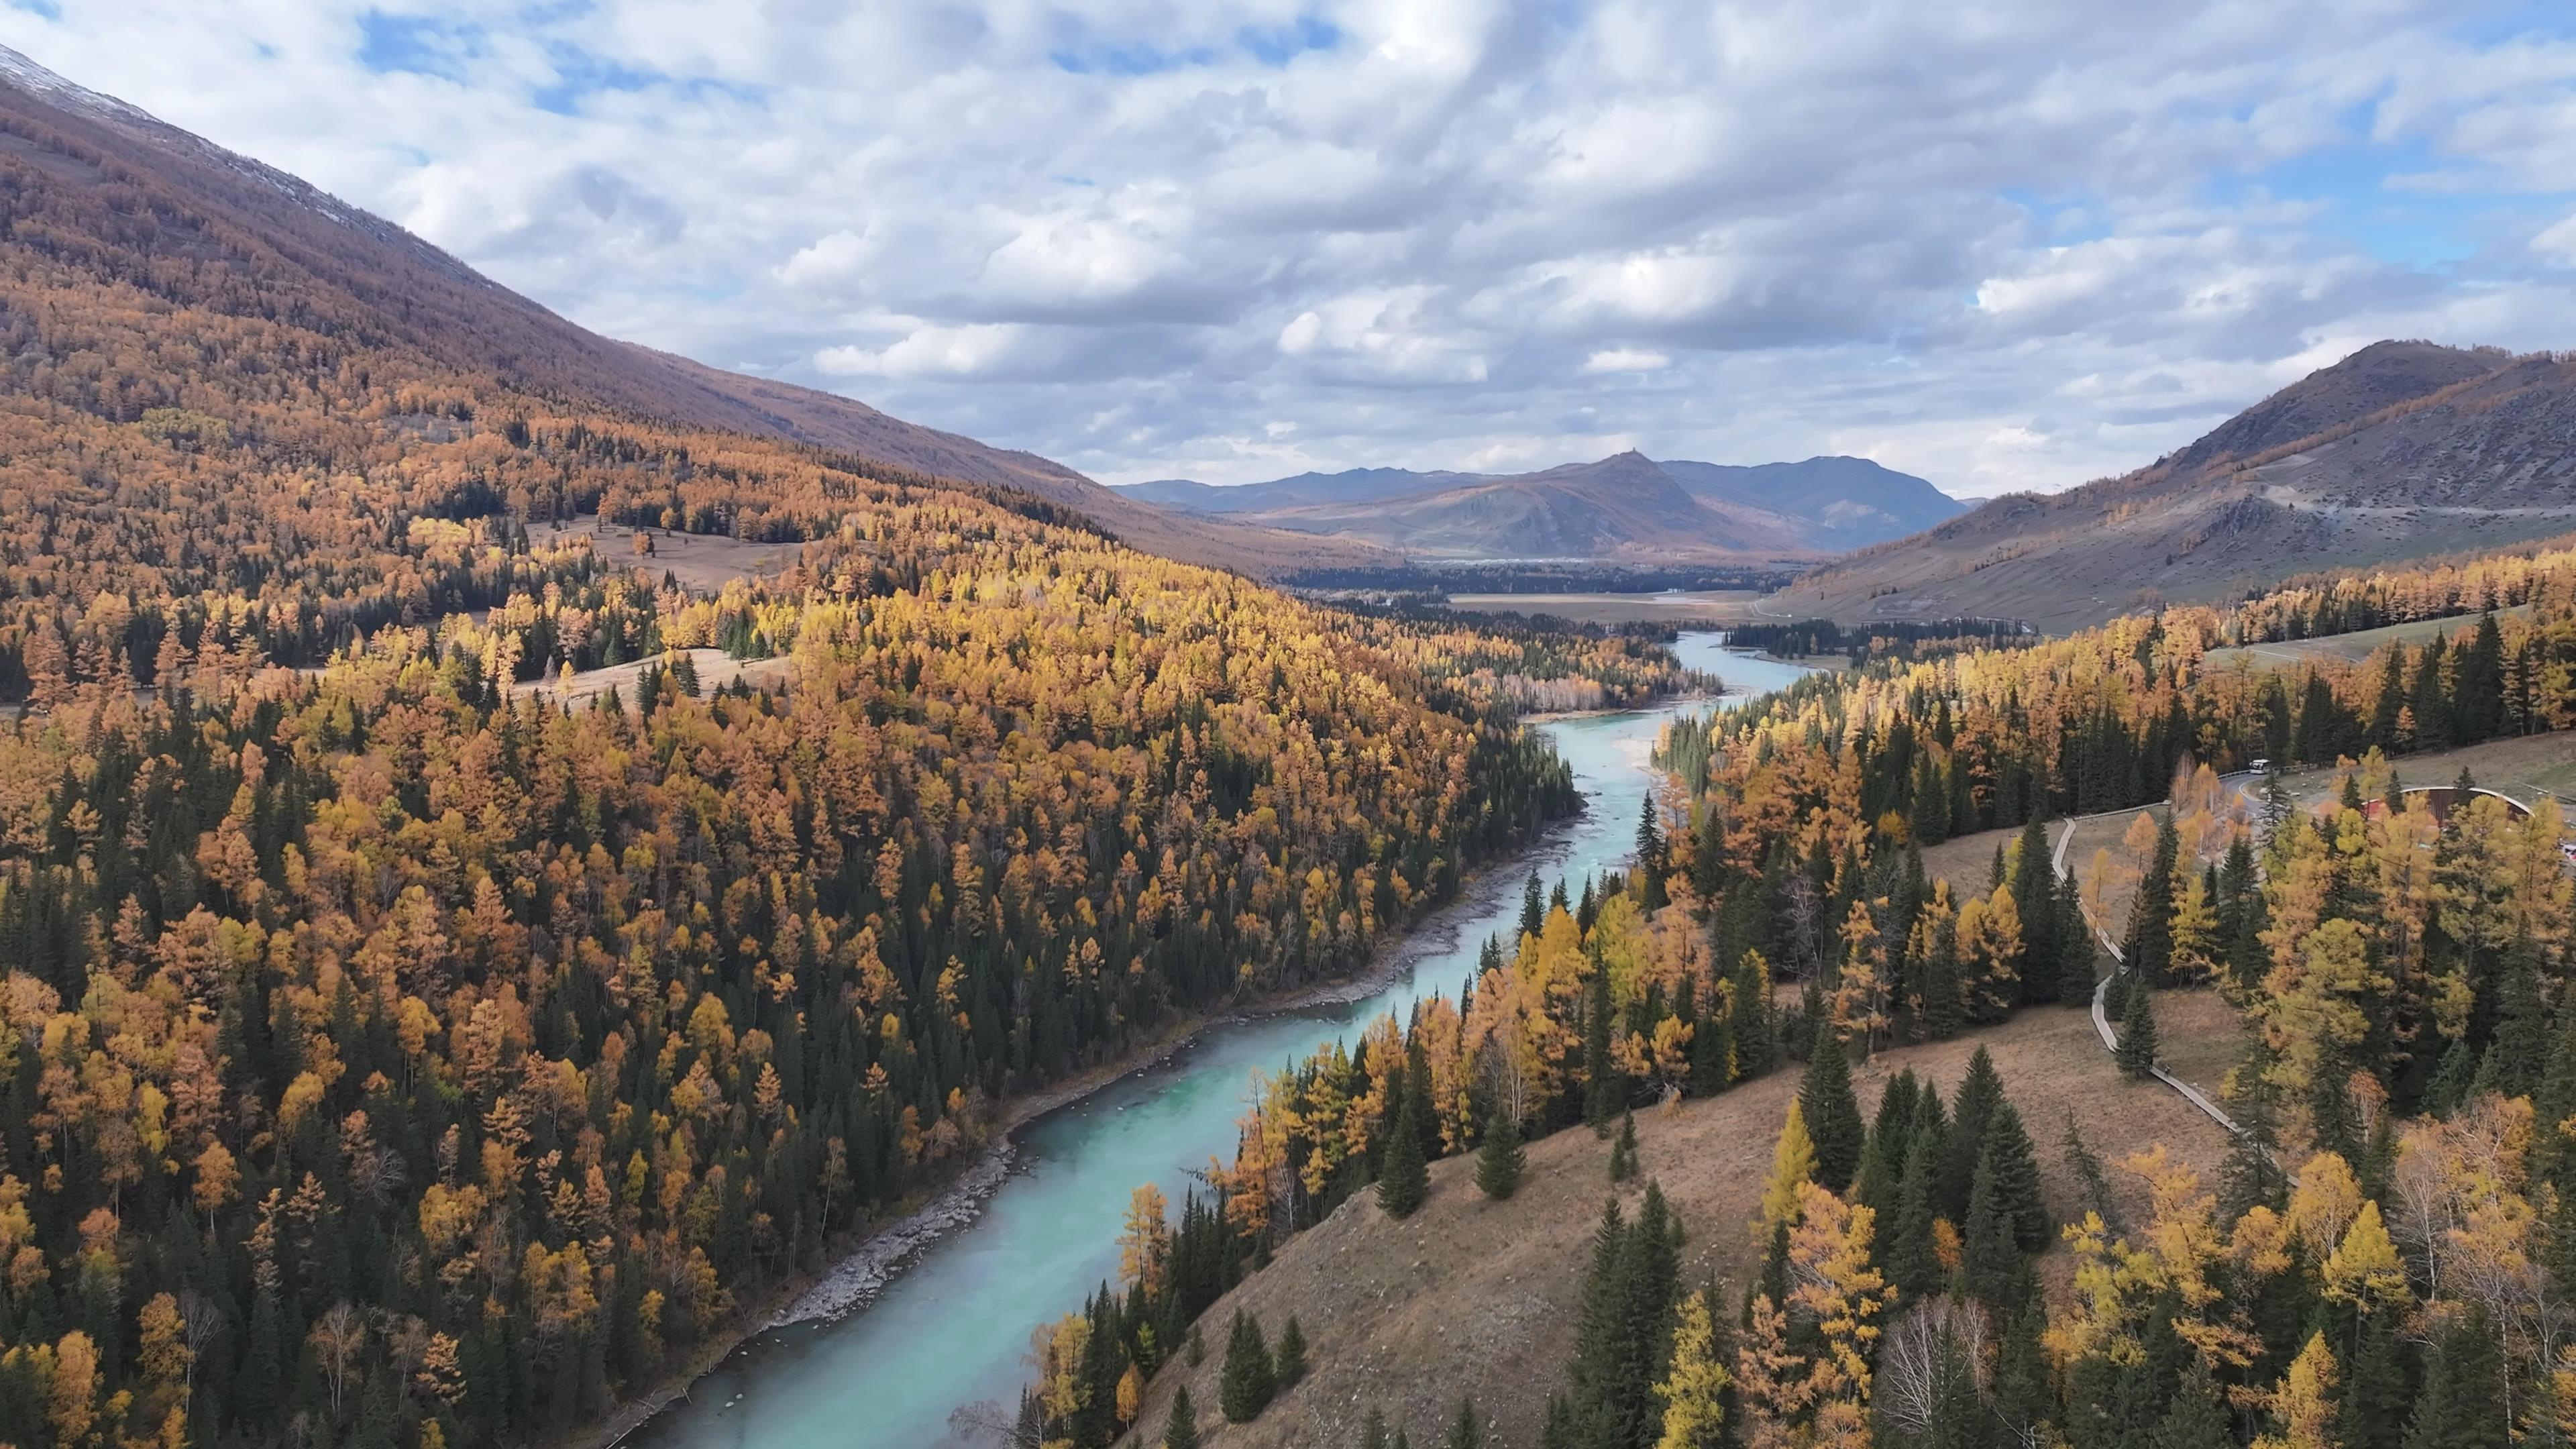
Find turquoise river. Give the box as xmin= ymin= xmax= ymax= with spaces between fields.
xmin=624 ymin=633 xmax=1813 ymax=1449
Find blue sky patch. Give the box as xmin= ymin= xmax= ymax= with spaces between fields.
xmin=1049 ymin=42 xmax=1217 ymax=77
xmin=1239 ymin=15 xmax=1339 ymax=66
xmin=357 ymin=11 xmax=482 ymax=80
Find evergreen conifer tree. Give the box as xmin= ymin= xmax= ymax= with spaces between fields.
xmin=1379 ymin=1087 xmax=1430 ymax=1218
xmin=1884 ymin=1133 xmax=1942 ymax=1299
xmin=1440 ymin=1397 xmax=1485 ymax=1449
xmin=1981 ymin=1102 xmax=2049 ymax=1250
xmin=1729 ymin=951 xmax=1776 ymax=1079
xmin=2117 ymin=973 xmax=2159 ymax=1079
xmin=1798 ymin=1018 xmax=1865 ymax=1193
xmin=2337 ymin=1313 xmax=2407 ymax=1449
xmin=1477 ymin=1105 xmax=1524 ymax=1200
xmin=1585 ymin=959 xmax=1619 ymax=1131
xmin=1939 ymin=1048 xmax=2004 ymax=1221
xmin=1358 ymin=1407 xmax=1387 ymax=1449
xmin=2404 ymin=1307 xmax=2508 ymax=1449
xmin=2150 ymin=1360 xmax=2231 ymax=1449
xmin=1220 ymin=1311 xmax=1275 ymax=1423
xmin=1273 ymin=1317 xmax=1307 ymax=1389
xmin=2010 ymin=813 xmax=2059 ymax=1003
xmin=1636 ymin=798 xmax=1669 ymax=912
xmin=1609 ymin=1108 xmax=1640 ymax=1183
xmin=1854 ymin=1068 xmax=1919 ymax=1220
xmin=2057 ymin=869 xmax=2099 ymax=1004
xmin=1960 ymin=1139 xmax=2031 ymax=1307
xmin=2124 ymin=812 xmax=2180 ymax=983
xmin=1990 ymin=1297 xmax=2055 ymax=1448
xmin=1521 ymin=872 xmax=1546 ymax=941
xmin=1164 ymin=1386 xmax=1201 ymax=1449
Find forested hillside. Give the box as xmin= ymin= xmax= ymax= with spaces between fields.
xmin=0 ymin=47 xmax=1715 ymax=1449
xmin=1052 ymin=537 xmax=2576 ymax=1448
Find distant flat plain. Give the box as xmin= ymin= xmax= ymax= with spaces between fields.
xmin=1440 ymin=589 xmax=1769 ymax=625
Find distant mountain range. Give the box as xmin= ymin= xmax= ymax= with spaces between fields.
xmin=1773 ymin=339 xmax=2576 ymax=631
xmin=1115 ymin=453 xmax=1963 ymax=560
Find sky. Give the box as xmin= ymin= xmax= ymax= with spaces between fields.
xmin=6 ymin=1 xmax=2576 ymax=497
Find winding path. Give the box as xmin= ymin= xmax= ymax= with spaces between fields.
xmin=2050 ymin=807 xmax=2265 ymax=1152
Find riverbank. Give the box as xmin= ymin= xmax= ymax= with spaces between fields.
xmin=590 ymin=746 xmax=1605 ymax=1449
xmin=610 ymin=640 xmax=1813 ymax=1449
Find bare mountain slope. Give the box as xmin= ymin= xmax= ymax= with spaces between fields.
xmin=1773 ymin=341 xmax=2576 ymax=631
xmin=0 ymin=46 xmax=1379 ymax=576
xmin=1257 ymin=450 xmax=1814 ymax=560
xmin=1114 ymin=453 xmax=1959 ymax=561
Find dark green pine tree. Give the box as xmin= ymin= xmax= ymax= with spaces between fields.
xmin=1164 ymin=1385 xmax=1201 ymax=1449
xmin=2117 ymin=973 xmax=2160 ymax=1079
xmin=1728 ymin=950 xmax=1776 ymax=1079
xmin=1440 ymin=1397 xmax=1485 ymax=1449
xmin=2010 ymin=812 xmax=2060 ymax=1004
xmin=2150 ymin=1360 xmax=2232 ymax=1449
xmin=2533 ymin=1005 xmax=2576 ymax=1187
xmin=2489 ymin=955 xmax=2552 ymax=1100
xmin=1273 ymin=1316 xmax=1307 ymax=1388
xmin=1688 ymin=977 xmax=1734 ymax=1098
xmin=1585 ymin=959 xmax=1619 ymax=1131
xmin=1564 ymin=1187 xmax=1681 ymax=1449
xmin=2367 ymin=647 xmax=2408 ymax=748
xmin=1521 ymin=871 xmax=1546 ymax=941
xmin=1477 ymin=1105 xmax=1525 ymax=1200
xmin=1799 ymin=1018 xmax=1866 ymax=1194
xmin=1379 ymin=1083 xmax=1430 ymax=1218
xmin=1912 ymin=751 xmax=1951 ymax=845
xmin=2405 ymin=1307 xmax=2509 ymax=1449
xmin=1566 ymin=1199 xmax=1631 ymax=1447
xmin=1921 ymin=910 xmax=1965 ymax=1040
xmin=1609 ymin=1108 xmax=1639 ymax=1183
xmin=2337 ymin=1312 xmax=2408 ymax=1449
xmin=2425 ymin=1036 xmax=2479 ymax=1118
xmin=2408 ymin=635 xmax=2453 ymax=751
xmin=2056 ymin=867 xmax=2100 ymax=1004
xmin=1989 ymin=1295 xmax=2055 ymax=1449
xmin=1358 ymin=1407 xmax=1387 ymax=1449
xmin=1883 ymin=1132 xmax=1943 ymax=1299
xmin=1939 ymin=1047 xmax=2004 ymax=1222
xmin=1635 ymin=799 xmax=1668 ymax=912
xmin=2123 ymin=812 xmax=2180 ymax=983
xmin=1959 ymin=1138 xmax=2031 ymax=1308
xmin=1220 ymin=1311 xmax=1275 ymax=1423
xmin=1980 ymin=1102 xmax=2049 ymax=1250
xmin=1853 ymin=1068 xmax=1920 ymax=1220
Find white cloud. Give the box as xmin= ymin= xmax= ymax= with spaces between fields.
xmin=2535 ymin=211 xmax=2576 ymax=265
xmin=1582 ymin=348 xmax=1672 ymax=373
xmin=1 ymin=0 xmax=2570 ymax=490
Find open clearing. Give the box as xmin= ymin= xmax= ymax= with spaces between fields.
xmin=2269 ymin=731 xmax=2576 ymax=813
xmin=531 ymin=514 xmax=801 ymax=595
xmin=1116 ymin=999 xmax=2245 ymax=1448
xmin=511 ymin=646 xmax=794 ymax=709
xmin=2202 ymin=604 xmax=2531 ymax=672
xmin=1919 ymin=824 xmax=2015 ymax=898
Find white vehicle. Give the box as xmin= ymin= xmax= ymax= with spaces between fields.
xmin=2248 ymin=758 xmax=2271 ymax=773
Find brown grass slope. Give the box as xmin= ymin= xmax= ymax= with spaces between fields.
xmin=1122 ymin=1000 xmax=2244 ymax=1449
xmin=1773 ymin=341 xmax=2576 ymax=632
xmin=0 ymin=46 xmax=1380 ymax=576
